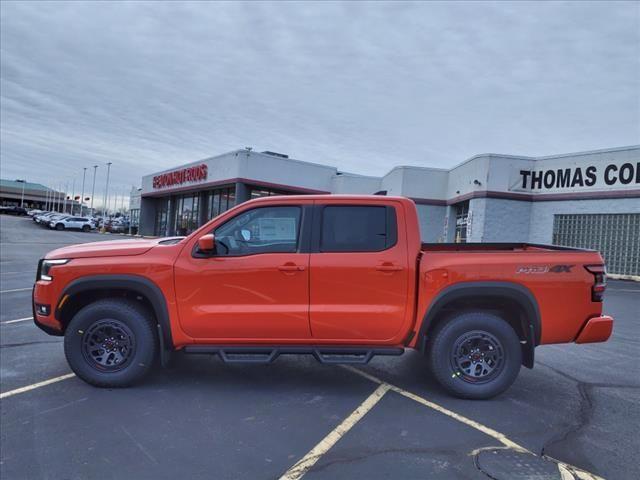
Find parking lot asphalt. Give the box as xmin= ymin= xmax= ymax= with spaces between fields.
xmin=1 ymin=214 xmax=638 ymax=480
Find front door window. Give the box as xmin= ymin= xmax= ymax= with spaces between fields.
xmin=214 ymin=206 xmax=301 ymax=256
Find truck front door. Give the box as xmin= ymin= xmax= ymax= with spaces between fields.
xmin=309 ymin=202 xmax=410 ymax=341
xmin=174 ymin=203 xmax=312 ymax=340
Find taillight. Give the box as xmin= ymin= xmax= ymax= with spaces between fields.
xmin=585 ymin=264 xmax=607 ymax=302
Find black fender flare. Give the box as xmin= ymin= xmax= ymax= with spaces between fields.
xmin=57 ymin=274 xmax=173 ymax=352
xmin=418 ymin=281 xmax=541 ymax=367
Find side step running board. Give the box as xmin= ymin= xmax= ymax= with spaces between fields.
xmin=183 ymin=345 xmax=404 ymax=365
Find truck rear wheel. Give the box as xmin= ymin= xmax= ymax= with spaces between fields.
xmin=64 ymin=299 xmax=157 ymax=387
xmin=427 ymin=311 xmax=521 ymax=399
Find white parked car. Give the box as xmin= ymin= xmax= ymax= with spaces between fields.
xmin=45 ymin=214 xmax=69 ymax=227
xmin=35 ymin=212 xmax=54 ymax=223
xmin=49 ymin=216 xmax=96 ymax=232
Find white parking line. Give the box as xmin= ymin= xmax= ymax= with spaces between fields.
xmin=0 ymin=287 xmax=32 ymax=294
xmin=0 ymin=373 xmax=76 ymax=400
xmin=279 ymin=383 xmax=390 ymax=480
xmin=338 ymin=366 xmax=604 ymax=480
xmin=1 ymin=316 xmax=33 ymax=324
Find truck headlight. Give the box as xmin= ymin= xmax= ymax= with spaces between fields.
xmin=38 ymin=259 xmax=70 ymax=281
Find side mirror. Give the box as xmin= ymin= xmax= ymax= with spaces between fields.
xmin=197 ymin=233 xmax=216 ymax=253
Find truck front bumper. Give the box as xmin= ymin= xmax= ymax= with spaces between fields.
xmin=32 ymin=283 xmax=64 ymax=336
xmin=575 ymin=315 xmax=613 ymax=344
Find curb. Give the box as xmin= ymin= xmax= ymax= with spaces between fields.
xmin=607 ymin=273 xmax=640 ymax=282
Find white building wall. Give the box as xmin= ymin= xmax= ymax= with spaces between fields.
xmin=331 ymin=173 xmax=381 ymax=194
xmin=241 ymin=151 xmax=336 ymax=192
xmin=390 ymin=166 xmax=448 ymax=199
xmin=446 ymin=155 xmax=491 ymax=198
xmin=139 ymin=146 xmax=639 ymax=249
xmin=141 ymin=150 xmax=337 ymax=195
xmin=379 ymin=168 xmax=405 ymax=196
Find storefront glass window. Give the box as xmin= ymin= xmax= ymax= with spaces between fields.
xmin=129 ymin=208 xmax=140 ymax=235
xmin=249 ymin=187 xmax=289 ymax=199
xmin=454 ymin=200 xmax=469 ymax=243
xmin=175 ymin=194 xmax=200 ymax=236
xmin=207 ymin=186 xmax=236 ymax=220
xmin=154 ymin=198 xmax=170 ymax=236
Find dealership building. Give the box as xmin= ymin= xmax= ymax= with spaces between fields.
xmin=136 ymin=145 xmax=640 ymax=276
xmin=0 ymin=179 xmax=74 ymax=211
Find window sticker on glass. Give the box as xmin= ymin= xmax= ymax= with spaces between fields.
xmin=257 ymin=217 xmax=297 ymax=241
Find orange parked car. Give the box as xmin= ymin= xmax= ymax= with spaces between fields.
xmin=32 ymin=195 xmax=613 ymax=398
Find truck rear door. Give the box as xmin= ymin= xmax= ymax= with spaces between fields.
xmin=309 ymin=201 xmax=410 ymax=341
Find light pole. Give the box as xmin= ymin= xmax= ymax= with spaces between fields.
xmin=80 ymin=167 xmax=87 ymax=216
xmin=70 ymin=178 xmax=76 ymax=215
xmin=16 ymin=179 xmax=26 ymax=207
xmin=44 ymin=186 xmax=49 ymax=210
xmin=90 ymin=165 xmax=98 ymax=216
xmin=103 ymin=162 xmax=112 ymax=218
xmin=63 ymin=182 xmax=68 ymax=214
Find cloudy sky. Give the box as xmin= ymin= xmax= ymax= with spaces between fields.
xmin=1 ymin=1 xmax=639 ymax=205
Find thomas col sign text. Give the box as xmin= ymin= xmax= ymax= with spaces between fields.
xmin=153 ymin=164 xmax=208 ymax=189
xmin=515 ymin=161 xmax=639 ymax=192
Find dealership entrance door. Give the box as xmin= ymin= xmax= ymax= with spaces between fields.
xmin=553 ymin=213 xmax=640 ymax=276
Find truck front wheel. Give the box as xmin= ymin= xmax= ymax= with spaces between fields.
xmin=64 ymin=299 xmax=157 ymax=387
xmin=427 ymin=311 xmax=521 ymax=399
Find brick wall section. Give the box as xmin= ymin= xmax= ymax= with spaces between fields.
xmin=465 ymin=197 xmax=640 ymax=244
xmin=469 ymin=198 xmax=532 ymax=242
xmin=415 ymin=204 xmax=447 ymax=242
xmin=528 ymin=197 xmax=640 ymax=244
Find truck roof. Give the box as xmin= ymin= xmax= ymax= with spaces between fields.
xmin=246 ymin=194 xmax=412 ymax=203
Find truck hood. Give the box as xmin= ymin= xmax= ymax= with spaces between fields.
xmin=46 ymin=237 xmax=182 ymax=260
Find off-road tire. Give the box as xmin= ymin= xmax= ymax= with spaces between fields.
xmin=64 ymin=298 xmax=157 ymax=387
xmin=427 ymin=311 xmax=521 ymax=399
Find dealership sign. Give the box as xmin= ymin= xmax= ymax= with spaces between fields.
xmin=153 ymin=164 xmax=208 ymax=189
xmin=511 ymin=160 xmax=639 ymax=193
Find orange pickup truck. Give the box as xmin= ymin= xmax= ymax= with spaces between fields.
xmin=33 ymin=195 xmax=613 ymax=399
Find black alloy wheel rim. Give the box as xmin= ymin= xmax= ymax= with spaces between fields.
xmin=82 ymin=320 xmax=135 ymax=371
xmin=450 ymin=330 xmax=505 ymax=384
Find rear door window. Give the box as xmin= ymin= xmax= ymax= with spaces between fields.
xmin=320 ymin=205 xmax=396 ymax=252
